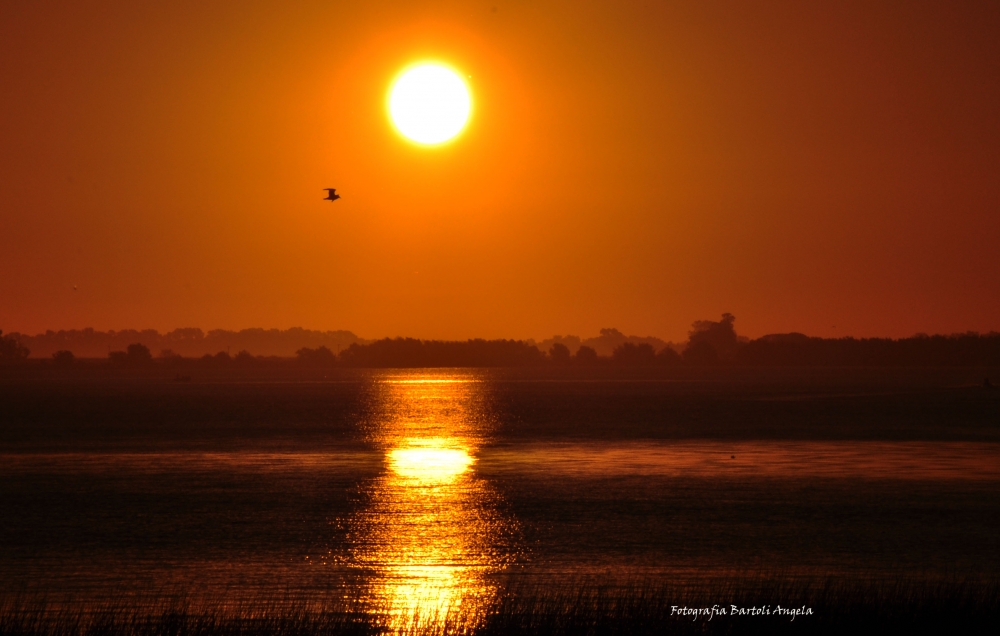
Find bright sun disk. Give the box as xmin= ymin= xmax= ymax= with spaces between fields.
xmin=389 ymin=63 xmax=471 ymax=145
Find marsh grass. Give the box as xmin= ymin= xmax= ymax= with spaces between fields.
xmin=1 ymin=575 xmax=996 ymax=636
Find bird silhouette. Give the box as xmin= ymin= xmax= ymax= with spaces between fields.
xmin=323 ymin=188 xmax=341 ymax=202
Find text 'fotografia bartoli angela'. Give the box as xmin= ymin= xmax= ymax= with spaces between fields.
xmin=671 ymin=605 xmax=814 ymax=621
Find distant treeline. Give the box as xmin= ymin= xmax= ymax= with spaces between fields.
xmin=534 ymin=328 xmax=671 ymax=357
xmin=737 ymin=332 xmax=1000 ymax=367
xmin=4 ymin=316 xmax=1000 ymax=368
xmin=4 ymin=327 xmax=362 ymax=358
xmin=673 ymin=314 xmax=1000 ymax=367
xmin=338 ymin=338 xmax=545 ymax=367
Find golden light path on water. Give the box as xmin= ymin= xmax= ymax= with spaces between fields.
xmin=347 ymin=372 xmax=515 ymax=632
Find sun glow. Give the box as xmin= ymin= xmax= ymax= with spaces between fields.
xmin=389 ymin=63 xmax=471 ymax=145
xmin=389 ymin=441 xmax=474 ymax=485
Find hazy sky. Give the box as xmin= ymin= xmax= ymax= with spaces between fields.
xmin=3 ymin=1 xmax=999 ymax=341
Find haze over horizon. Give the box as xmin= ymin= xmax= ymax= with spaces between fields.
xmin=3 ymin=1 xmax=999 ymax=342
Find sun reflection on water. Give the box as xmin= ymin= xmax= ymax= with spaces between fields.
xmin=347 ymin=371 xmax=515 ymax=632
xmin=389 ymin=441 xmax=474 ymax=485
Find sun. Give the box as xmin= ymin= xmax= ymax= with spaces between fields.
xmin=388 ymin=63 xmax=472 ymax=145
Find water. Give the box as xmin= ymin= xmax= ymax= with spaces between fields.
xmin=1 ymin=368 xmax=998 ymax=627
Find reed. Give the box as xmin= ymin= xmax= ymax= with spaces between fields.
xmin=1 ymin=575 xmax=996 ymax=636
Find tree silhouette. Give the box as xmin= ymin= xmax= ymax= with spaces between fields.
xmin=656 ymin=346 xmax=682 ymax=366
xmin=52 ymin=350 xmax=75 ymax=366
xmin=108 ymin=343 xmax=151 ymax=367
xmin=158 ymin=349 xmax=183 ymax=367
xmin=549 ymin=342 xmax=571 ymax=365
xmin=682 ymin=340 xmax=719 ymax=366
xmin=0 ymin=331 xmax=30 ymax=362
xmin=612 ymin=342 xmax=656 ymax=366
xmin=574 ymin=345 xmax=598 ymax=365
xmin=126 ymin=343 xmax=153 ymax=365
xmin=296 ymin=346 xmax=337 ymax=366
xmin=687 ymin=313 xmax=742 ymax=361
xmin=108 ymin=351 xmax=128 ymax=366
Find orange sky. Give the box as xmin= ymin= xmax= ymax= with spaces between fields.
xmin=2 ymin=0 xmax=999 ymax=342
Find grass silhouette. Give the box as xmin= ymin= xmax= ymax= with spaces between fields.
xmin=1 ymin=574 xmax=996 ymax=636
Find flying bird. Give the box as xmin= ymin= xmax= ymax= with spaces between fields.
xmin=323 ymin=188 xmax=341 ymax=202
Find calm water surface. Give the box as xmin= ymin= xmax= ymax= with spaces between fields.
xmin=2 ymin=369 xmax=998 ymax=627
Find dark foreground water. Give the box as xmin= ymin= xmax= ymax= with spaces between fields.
xmin=1 ymin=368 xmax=998 ymax=630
